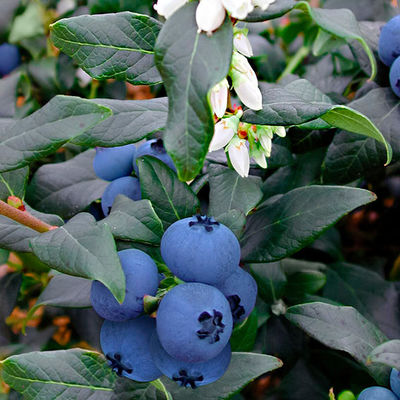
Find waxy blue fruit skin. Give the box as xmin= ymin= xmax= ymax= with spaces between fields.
xmin=100 ymin=316 xmax=162 ymax=382
xmin=133 ymin=139 xmax=176 ymax=174
xmin=156 ymin=283 xmax=233 ymax=363
xmin=390 ymin=56 xmax=400 ymax=98
xmin=91 ymin=249 xmax=159 ymax=321
xmin=93 ymin=144 xmax=136 ymax=181
xmin=358 ymin=387 xmax=398 ymax=400
xmin=160 ymin=215 xmax=240 ymax=286
xmin=0 ymin=44 xmax=21 ymax=76
xmin=379 ymin=15 xmax=400 ymax=67
xmin=390 ymin=368 xmax=400 ymax=397
xmin=216 ymin=268 xmax=257 ymax=323
xmin=150 ymin=334 xmax=231 ymax=388
xmin=101 ymin=176 xmax=141 ymax=216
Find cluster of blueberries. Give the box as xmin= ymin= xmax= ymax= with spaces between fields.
xmin=0 ymin=43 xmax=20 ymax=77
xmin=358 ymin=369 xmax=400 ymax=399
xmin=91 ymin=215 xmax=257 ymax=388
xmin=379 ymin=15 xmax=400 ymax=98
xmin=93 ymin=139 xmax=175 ymax=216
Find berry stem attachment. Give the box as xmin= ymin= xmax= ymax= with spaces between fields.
xmin=0 ymin=200 xmax=56 ymax=233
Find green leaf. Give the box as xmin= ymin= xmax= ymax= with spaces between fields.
xmin=26 ymin=150 xmax=108 ymax=219
xmin=215 ymin=209 xmax=247 ymax=239
xmin=137 ymin=156 xmax=200 ymax=229
xmin=155 ymin=3 xmax=233 ymax=180
xmin=161 ymin=352 xmax=283 ymax=400
xmin=294 ymin=1 xmax=377 ymax=80
xmin=0 ymin=167 xmax=29 ymax=201
xmin=285 ymin=271 xmax=327 ymax=299
xmin=30 ymin=213 xmax=125 ymax=303
xmin=88 ymin=0 xmax=153 ymax=14
xmin=0 ymin=249 xmax=8 ymax=264
xmin=286 ymin=302 xmax=389 ymax=384
xmin=102 ymin=196 xmax=164 ymax=245
xmin=0 ymin=73 xmax=22 ymax=118
xmin=112 ymin=378 xmax=169 ymax=400
xmin=0 ymin=96 xmax=112 ymax=173
xmin=241 ymin=186 xmax=376 ymax=263
xmin=72 ymin=98 xmax=168 ymax=147
xmin=245 ymin=0 xmax=296 ymax=22
xmin=50 ymin=13 xmax=162 ymax=85
xmin=230 ymin=311 xmax=258 ymax=352
xmin=368 ymin=340 xmax=400 ymax=370
xmin=2 ymin=349 xmax=116 ymax=399
xmin=208 ymin=164 xmax=263 ymax=217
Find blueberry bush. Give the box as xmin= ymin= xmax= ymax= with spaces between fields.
xmin=0 ymin=0 xmax=400 ymax=399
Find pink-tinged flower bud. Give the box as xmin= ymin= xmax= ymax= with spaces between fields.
xmin=274 ymin=126 xmax=286 ymax=137
xmin=154 ymin=0 xmax=188 ymax=19
xmin=260 ymin=135 xmax=272 ymax=157
xmin=196 ymin=0 xmax=226 ymax=34
xmin=252 ymin=0 xmax=276 ymax=11
xmin=209 ymin=115 xmax=239 ymax=152
xmin=234 ymin=33 xmax=253 ymax=57
xmin=228 ymin=137 xmax=250 ymax=178
xmin=222 ymin=0 xmax=254 ymax=19
xmin=210 ymin=78 xmax=229 ymax=118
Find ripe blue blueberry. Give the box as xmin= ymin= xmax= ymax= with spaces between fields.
xmin=156 ymin=283 xmax=233 ymax=363
xmin=100 ymin=316 xmax=162 ymax=382
xmin=91 ymin=249 xmax=159 ymax=321
xmin=133 ymin=139 xmax=176 ymax=174
xmin=358 ymin=387 xmax=398 ymax=400
xmin=390 ymin=368 xmax=400 ymax=397
xmin=216 ymin=268 xmax=257 ymax=323
xmin=160 ymin=215 xmax=240 ymax=286
xmin=379 ymin=15 xmax=400 ymax=67
xmin=150 ymin=334 xmax=231 ymax=388
xmin=0 ymin=44 xmax=21 ymax=76
xmin=101 ymin=176 xmax=141 ymax=216
xmin=390 ymin=56 xmax=400 ymax=98
xmin=93 ymin=145 xmax=136 ymax=181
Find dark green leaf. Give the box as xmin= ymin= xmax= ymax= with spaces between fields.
xmin=286 ymin=302 xmax=389 ymax=384
xmin=72 ymin=98 xmax=168 ymax=147
xmin=50 ymin=13 xmax=162 ymax=85
xmin=88 ymin=0 xmax=153 ymax=14
xmin=368 ymin=340 xmax=400 ymax=370
xmin=245 ymin=0 xmax=296 ymax=22
xmin=155 ymin=3 xmax=233 ymax=180
xmin=215 ymin=209 xmax=247 ymax=240
xmin=241 ymin=186 xmax=376 ymax=263
xmin=286 ymin=271 xmax=327 ymax=299
xmin=2 ymin=349 xmax=116 ymax=399
xmin=112 ymin=379 xmax=169 ymax=400
xmin=26 ymin=150 xmax=108 ymax=219
xmin=208 ymin=164 xmax=263 ymax=217
xmin=0 ymin=73 xmax=21 ymax=118
xmin=137 ymin=156 xmax=199 ymax=229
xmin=30 ymin=213 xmax=125 ymax=303
xmin=0 ymin=167 xmax=29 ymax=201
xmin=0 ymin=96 xmax=112 ymax=173
xmin=230 ymin=312 xmax=258 ymax=352
xmin=102 ymin=196 xmax=164 ymax=245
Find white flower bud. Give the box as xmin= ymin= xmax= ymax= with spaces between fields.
xmin=222 ymin=0 xmax=254 ymax=19
xmin=231 ymin=70 xmax=263 ymax=110
xmin=209 ymin=116 xmax=239 ymax=152
xmin=196 ymin=0 xmax=226 ymax=34
xmin=260 ymin=135 xmax=272 ymax=156
xmin=252 ymin=0 xmax=276 ymax=11
xmin=228 ymin=137 xmax=250 ymax=178
xmin=76 ymin=68 xmax=92 ymax=87
xmin=56 ymin=0 xmax=75 ymax=15
xmin=274 ymin=126 xmax=286 ymax=137
xmin=252 ymin=151 xmax=267 ymax=168
xmin=234 ymin=33 xmax=253 ymax=57
xmin=231 ymin=52 xmax=258 ymax=86
xmin=210 ymin=78 xmax=229 ymax=118
xmin=154 ymin=0 xmax=188 ymax=19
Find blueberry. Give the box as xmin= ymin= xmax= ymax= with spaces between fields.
xmin=150 ymin=334 xmax=231 ymax=388
xmin=101 ymin=176 xmax=141 ymax=216
xmin=390 ymin=368 xmax=400 ymax=397
xmin=160 ymin=215 xmax=240 ymax=286
xmin=216 ymin=268 xmax=257 ymax=323
xmin=93 ymin=145 xmax=136 ymax=181
xmin=134 ymin=139 xmax=176 ymax=175
xmin=358 ymin=387 xmax=398 ymax=400
xmin=91 ymin=249 xmax=159 ymax=321
xmin=156 ymin=283 xmax=233 ymax=363
xmin=390 ymin=56 xmax=400 ymax=98
xmin=0 ymin=44 xmax=20 ymax=76
xmin=100 ymin=316 xmax=162 ymax=382
xmin=379 ymin=15 xmax=400 ymax=67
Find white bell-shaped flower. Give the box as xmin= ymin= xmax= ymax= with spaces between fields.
xmin=154 ymin=0 xmax=188 ymax=19
xmin=252 ymin=0 xmax=276 ymax=11
xmin=231 ymin=69 xmax=262 ymax=110
xmin=231 ymin=52 xmax=258 ymax=86
xmin=209 ymin=115 xmax=240 ymax=152
xmin=210 ymin=78 xmax=229 ymax=118
xmin=274 ymin=126 xmax=286 ymax=137
xmin=222 ymin=0 xmax=254 ymax=19
xmin=228 ymin=137 xmax=250 ymax=177
xmin=252 ymin=150 xmax=267 ymax=168
xmin=234 ymin=32 xmax=253 ymax=57
xmin=196 ymin=0 xmax=226 ymax=34
xmin=260 ymin=134 xmax=272 ymax=157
